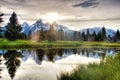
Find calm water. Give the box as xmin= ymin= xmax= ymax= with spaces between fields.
xmin=0 ymin=48 xmax=119 ymax=80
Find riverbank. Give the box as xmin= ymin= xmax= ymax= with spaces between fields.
xmin=0 ymin=39 xmax=120 ymax=49
xmin=57 ymin=52 xmax=120 ymax=80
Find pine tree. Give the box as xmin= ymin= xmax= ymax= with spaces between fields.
xmin=4 ymin=12 xmax=26 ymax=41
xmin=97 ymin=31 xmax=102 ymax=41
xmin=0 ymin=13 xmax=4 ymax=38
xmin=0 ymin=13 xmax=4 ymax=24
xmin=116 ymin=30 xmax=120 ymax=40
xmin=81 ymin=32 xmax=86 ymax=41
xmin=78 ymin=32 xmax=81 ymax=41
xmin=93 ymin=31 xmax=97 ymax=41
xmin=113 ymin=29 xmax=120 ymax=41
xmin=101 ymin=27 xmax=106 ymax=41
xmin=86 ymin=29 xmax=90 ymax=41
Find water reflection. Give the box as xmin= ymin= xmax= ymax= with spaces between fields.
xmin=0 ymin=48 xmax=118 ymax=80
xmin=22 ymin=48 xmax=115 ymax=64
xmin=3 ymin=50 xmax=23 ymax=80
xmin=0 ymin=54 xmax=2 ymax=78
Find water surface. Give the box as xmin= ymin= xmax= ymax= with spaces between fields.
xmin=0 ymin=48 xmax=119 ymax=80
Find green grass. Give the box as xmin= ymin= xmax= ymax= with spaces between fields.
xmin=57 ymin=52 xmax=120 ymax=80
xmin=0 ymin=38 xmax=120 ymax=49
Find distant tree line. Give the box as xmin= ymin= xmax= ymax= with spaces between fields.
xmin=0 ymin=12 xmax=120 ymax=42
xmin=29 ymin=25 xmax=120 ymax=42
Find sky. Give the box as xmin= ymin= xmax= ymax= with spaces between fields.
xmin=0 ymin=0 xmax=120 ymax=30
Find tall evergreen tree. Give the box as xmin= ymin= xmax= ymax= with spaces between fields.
xmin=116 ymin=30 xmax=120 ymax=40
xmin=86 ymin=29 xmax=90 ymax=41
xmin=0 ymin=13 xmax=4 ymax=24
xmin=93 ymin=31 xmax=97 ymax=41
xmin=97 ymin=31 xmax=102 ymax=41
xmin=81 ymin=32 xmax=86 ymax=41
xmin=101 ymin=27 xmax=106 ymax=41
xmin=0 ymin=13 xmax=4 ymax=38
xmin=4 ymin=12 xmax=26 ymax=41
xmin=113 ymin=29 xmax=120 ymax=41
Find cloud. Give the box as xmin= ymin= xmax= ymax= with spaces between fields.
xmin=59 ymin=17 xmax=120 ymax=22
xmin=4 ymin=12 xmax=24 ymax=17
xmin=0 ymin=0 xmax=33 ymax=7
xmin=20 ymin=17 xmax=37 ymax=21
xmin=72 ymin=0 xmax=100 ymax=8
xmin=111 ymin=0 xmax=120 ymax=3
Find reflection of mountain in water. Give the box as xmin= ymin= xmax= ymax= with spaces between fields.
xmin=0 ymin=48 xmax=117 ymax=80
xmin=22 ymin=50 xmax=41 ymax=64
xmin=22 ymin=48 xmax=115 ymax=65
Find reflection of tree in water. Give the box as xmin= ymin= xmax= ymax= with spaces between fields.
xmin=35 ymin=49 xmax=65 ymax=63
xmin=81 ymin=50 xmax=85 ymax=55
xmin=34 ymin=48 xmax=108 ymax=64
xmin=0 ymin=54 xmax=2 ymax=78
xmin=3 ymin=50 xmax=23 ymax=80
xmin=46 ymin=49 xmax=57 ymax=62
xmin=57 ymin=49 xmax=64 ymax=57
xmin=73 ymin=49 xmax=77 ymax=54
xmin=36 ymin=49 xmax=45 ymax=64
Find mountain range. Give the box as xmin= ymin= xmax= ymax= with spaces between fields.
xmin=21 ymin=19 xmax=116 ymax=37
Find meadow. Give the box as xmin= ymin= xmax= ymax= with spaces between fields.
xmin=0 ymin=38 xmax=120 ymax=49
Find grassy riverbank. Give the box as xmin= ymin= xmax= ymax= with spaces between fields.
xmin=0 ymin=38 xmax=120 ymax=49
xmin=57 ymin=52 xmax=120 ymax=80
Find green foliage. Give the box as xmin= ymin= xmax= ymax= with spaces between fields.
xmin=101 ymin=27 xmax=106 ymax=41
xmin=58 ymin=53 xmax=120 ymax=80
xmin=0 ymin=13 xmax=4 ymax=38
xmin=0 ymin=40 xmax=120 ymax=49
xmin=4 ymin=12 xmax=26 ymax=41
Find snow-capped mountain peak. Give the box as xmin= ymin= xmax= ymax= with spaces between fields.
xmin=21 ymin=20 xmax=116 ymax=37
xmin=80 ymin=27 xmax=115 ymax=37
xmin=22 ymin=22 xmax=31 ymax=35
